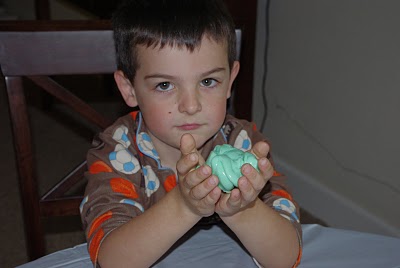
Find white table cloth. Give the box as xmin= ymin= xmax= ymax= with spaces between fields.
xmin=17 ymin=224 xmax=400 ymax=268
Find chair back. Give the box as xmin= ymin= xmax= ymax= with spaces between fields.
xmin=0 ymin=17 xmax=254 ymax=261
xmin=0 ymin=20 xmax=116 ymax=260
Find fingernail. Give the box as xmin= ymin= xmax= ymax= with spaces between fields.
xmin=209 ymin=176 xmax=217 ymax=186
xmin=201 ymin=166 xmax=210 ymax=175
xmin=240 ymin=178 xmax=249 ymax=188
xmin=243 ymin=164 xmax=251 ymax=175
xmin=189 ymin=153 xmax=197 ymax=162
xmin=260 ymin=158 xmax=268 ymax=168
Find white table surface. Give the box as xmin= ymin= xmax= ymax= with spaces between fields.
xmin=17 ymin=224 xmax=400 ymax=268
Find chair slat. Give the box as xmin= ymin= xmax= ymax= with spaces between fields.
xmin=5 ymin=76 xmax=45 ymax=259
xmin=41 ymin=161 xmax=87 ymax=200
xmin=0 ymin=30 xmax=116 ymax=76
xmin=40 ymin=198 xmax=83 ymax=217
xmin=28 ymin=75 xmax=113 ymax=129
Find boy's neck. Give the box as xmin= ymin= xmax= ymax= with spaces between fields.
xmin=158 ymin=148 xmax=180 ymax=175
xmin=152 ymin=137 xmax=205 ymax=176
xmin=145 ymin=132 xmax=181 ymax=174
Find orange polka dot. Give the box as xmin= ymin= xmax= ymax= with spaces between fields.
xmin=88 ymin=211 xmax=113 ymax=238
xmin=271 ymin=189 xmax=293 ymax=201
xmin=164 ymin=175 xmax=177 ymax=192
xmin=89 ymin=228 xmax=104 ymax=264
xmin=110 ymin=178 xmax=139 ymax=199
xmin=293 ymin=247 xmax=303 ymax=267
xmin=89 ymin=161 xmax=112 ymax=174
xmin=273 ymin=170 xmax=283 ymax=177
xmin=130 ymin=111 xmax=139 ymax=121
xmin=251 ymin=122 xmax=257 ymax=131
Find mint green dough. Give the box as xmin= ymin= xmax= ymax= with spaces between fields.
xmin=206 ymin=144 xmax=259 ymax=192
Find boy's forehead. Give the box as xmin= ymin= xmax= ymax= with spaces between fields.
xmin=134 ymin=36 xmax=230 ymax=76
xmin=136 ymin=34 xmax=228 ymax=54
xmin=137 ymin=36 xmax=228 ymax=64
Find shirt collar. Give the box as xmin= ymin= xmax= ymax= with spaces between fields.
xmin=135 ymin=112 xmax=228 ymax=166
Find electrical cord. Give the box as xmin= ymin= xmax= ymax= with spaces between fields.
xmin=262 ymin=1 xmax=400 ymax=196
xmin=260 ymin=0 xmax=271 ymax=132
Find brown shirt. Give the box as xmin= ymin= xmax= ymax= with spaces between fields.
xmin=80 ymin=111 xmax=302 ymax=265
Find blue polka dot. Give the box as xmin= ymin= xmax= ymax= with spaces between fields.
xmin=121 ymin=134 xmax=129 ymax=143
xmin=109 ymin=151 xmax=117 ymax=161
xmin=120 ymin=199 xmax=144 ymax=212
xmin=147 ymin=181 xmax=156 ymax=190
xmin=280 ymin=199 xmax=290 ymax=207
xmin=242 ymin=139 xmax=250 ymax=150
xmin=121 ymin=199 xmax=135 ymax=206
xmin=123 ymin=162 xmax=135 ymax=172
xmin=142 ymin=133 xmax=151 ymax=142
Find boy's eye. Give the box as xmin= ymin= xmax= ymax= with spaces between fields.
xmin=201 ymin=78 xmax=217 ymax=88
xmin=156 ymin=82 xmax=174 ymax=91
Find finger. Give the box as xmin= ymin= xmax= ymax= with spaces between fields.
xmin=189 ymin=174 xmax=218 ymax=200
xmin=241 ymin=164 xmax=265 ymax=192
xmin=226 ymin=188 xmax=241 ymax=208
xmin=216 ymin=189 xmax=241 ymax=216
xmin=237 ymin=176 xmax=257 ymax=201
xmin=180 ymin=133 xmax=197 ymax=155
xmin=184 ymin=165 xmax=213 ymax=190
xmin=197 ymin=153 xmax=206 ymax=166
xmin=180 ymin=133 xmax=206 ymax=165
xmin=177 ymin=152 xmax=199 ymax=177
xmin=258 ymin=157 xmax=274 ymax=181
xmin=199 ymin=186 xmax=221 ymax=209
xmin=250 ymin=141 xmax=270 ymax=159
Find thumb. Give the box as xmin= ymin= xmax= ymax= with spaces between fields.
xmin=180 ymin=133 xmax=205 ymax=165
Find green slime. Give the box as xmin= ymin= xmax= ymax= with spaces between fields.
xmin=206 ymin=144 xmax=259 ymax=192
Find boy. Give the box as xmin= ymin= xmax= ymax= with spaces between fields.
xmin=80 ymin=0 xmax=302 ymax=267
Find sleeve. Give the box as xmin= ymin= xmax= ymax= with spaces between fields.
xmin=258 ymin=172 xmax=303 ymax=267
xmin=79 ymin=122 xmax=147 ymax=265
xmin=226 ymin=117 xmax=303 ymax=267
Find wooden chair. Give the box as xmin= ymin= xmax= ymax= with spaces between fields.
xmin=0 ymin=20 xmax=115 ymax=260
xmin=0 ymin=9 xmax=256 ymax=262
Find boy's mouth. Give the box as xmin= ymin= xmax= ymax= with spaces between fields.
xmin=177 ymin=123 xmax=202 ymax=131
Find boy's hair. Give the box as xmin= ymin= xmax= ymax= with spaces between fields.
xmin=112 ymin=0 xmax=236 ymax=82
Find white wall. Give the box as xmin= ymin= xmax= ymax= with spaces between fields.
xmin=253 ymin=0 xmax=400 ymax=237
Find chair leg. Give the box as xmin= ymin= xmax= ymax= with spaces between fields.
xmin=5 ymin=77 xmax=45 ymax=260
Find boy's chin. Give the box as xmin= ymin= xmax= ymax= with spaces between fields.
xmin=192 ymin=134 xmax=214 ymax=151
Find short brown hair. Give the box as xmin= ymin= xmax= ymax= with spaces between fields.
xmin=112 ymin=0 xmax=236 ymax=81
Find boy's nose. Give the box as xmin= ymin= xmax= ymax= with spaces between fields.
xmin=178 ymin=89 xmax=202 ymax=115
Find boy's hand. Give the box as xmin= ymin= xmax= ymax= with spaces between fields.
xmin=176 ymin=134 xmax=222 ymax=217
xmin=216 ymin=141 xmax=274 ymax=217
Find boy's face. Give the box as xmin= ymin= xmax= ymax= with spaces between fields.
xmin=116 ymin=35 xmax=239 ymax=157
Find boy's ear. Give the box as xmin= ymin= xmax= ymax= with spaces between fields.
xmin=114 ymin=70 xmax=138 ymax=107
xmin=226 ymin=61 xmax=240 ymax=99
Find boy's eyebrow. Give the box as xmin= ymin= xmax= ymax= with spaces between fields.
xmin=201 ymin=67 xmax=227 ymax=77
xmin=144 ymin=67 xmax=227 ymax=80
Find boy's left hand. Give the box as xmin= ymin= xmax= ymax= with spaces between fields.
xmin=215 ymin=141 xmax=274 ymax=217
xmin=176 ymin=134 xmax=221 ymax=218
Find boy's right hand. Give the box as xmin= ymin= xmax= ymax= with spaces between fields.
xmin=176 ymin=134 xmax=221 ymax=217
